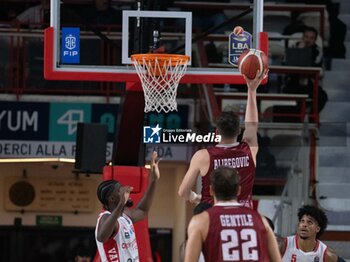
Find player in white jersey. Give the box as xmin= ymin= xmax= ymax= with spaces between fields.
xmin=95 ymin=151 xmax=160 ymax=262
xmin=278 ymin=205 xmax=339 ymax=262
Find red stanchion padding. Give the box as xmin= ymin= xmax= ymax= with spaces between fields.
xmin=93 ymin=165 xmax=153 ymax=262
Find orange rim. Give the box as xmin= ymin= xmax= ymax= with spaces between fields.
xmin=131 ymin=53 xmax=190 ymax=66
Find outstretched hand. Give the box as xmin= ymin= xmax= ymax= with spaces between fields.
xmin=243 ymin=69 xmax=269 ymax=92
xmin=150 ymin=151 xmax=161 ymax=180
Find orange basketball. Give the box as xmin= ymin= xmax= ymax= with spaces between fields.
xmin=237 ymin=49 xmax=269 ymax=79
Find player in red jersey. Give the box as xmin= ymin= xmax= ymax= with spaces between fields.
xmin=184 ymin=166 xmax=281 ymax=262
xmin=95 ymin=151 xmax=160 ymax=262
xmin=178 ymin=69 xmax=268 ymax=209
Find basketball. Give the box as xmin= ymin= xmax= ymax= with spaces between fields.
xmin=237 ymin=49 xmax=269 ymax=79
xmin=233 ymin=26 xmax=244 ymax=35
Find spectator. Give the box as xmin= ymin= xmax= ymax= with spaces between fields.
xmin=326 ymin=2 xmax=347 ymax=59
xmin=80 ymin=0 xmax=122 ymax=26
xmin=283 ymin=26 xmax=328 ymax=114
xmin=295 ymin=26 xmax=323 ymax=66
xmin=12 ymin=0 xmax=50 ymax=29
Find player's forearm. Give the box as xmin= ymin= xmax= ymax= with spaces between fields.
xmin=178 ymin=186 xmax=190 ymax=200
xmin=97 ymin=202 xmax=124 ymax=242
xmin=184 ymin=252 xmax=200 ymax=262
xmin=136 ymin=173 xmax=158 ymax=213
xmin=245 ymin=89 xmax=258 ymax=124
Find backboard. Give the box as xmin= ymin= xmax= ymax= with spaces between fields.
xmin=44 ymin=0 xmax=267 ymax=86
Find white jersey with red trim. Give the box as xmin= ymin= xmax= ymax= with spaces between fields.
xmin=282 ymin=235 xmax=328 ymax=262
xmin=95 ymin=210 xmax=139 ymax=262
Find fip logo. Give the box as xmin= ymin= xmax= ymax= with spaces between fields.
xmin=143 ymin=124 xmax=161 ymax=143
xmin=65 ymin=34 xmax=76 ymax=50
xmin=61 ymin=27 xmax=80 ymax=64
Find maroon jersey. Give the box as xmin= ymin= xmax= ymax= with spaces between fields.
xmin=203 ymin=203 xmax=269 ymax=262
xmin=201 ymin=142 xmax=256 ymax=208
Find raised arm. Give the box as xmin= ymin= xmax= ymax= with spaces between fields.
xmin=242 ymin=69 xmax=268 ymax=165
xmin=96 ymin=185 xmax=131 ymax=242
xmin=178 ymin=149 xmax=209 ymax=204
xmin=125 ymin=151 xmax=160 ymax=223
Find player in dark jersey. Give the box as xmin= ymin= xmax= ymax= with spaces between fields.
xmin=179 ymin=69 xmax=268 ymax=208
xmin=184 ymin=166 xmax=281 ymax=262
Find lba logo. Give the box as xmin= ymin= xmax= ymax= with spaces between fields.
xmin=143 ymin=124 xmax=161 ymax=143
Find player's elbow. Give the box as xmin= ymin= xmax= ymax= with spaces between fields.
xmin=96 ymin=236 xmax=104 ymax=243
xmin=137 ymin=211 xmax=147 ymax=221
xmin=96 ymin=232 xmax=108 ymax=243
xmin=178 ymin=186 xmax=187 ymax=199
xmin=178 ymin=187 xmax=184 ymax=198
xmin=131 ymin=209 xmax=147 ymax=223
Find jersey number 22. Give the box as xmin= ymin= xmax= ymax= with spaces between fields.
xmin=221 ymin=229 xmax=258 ymax=261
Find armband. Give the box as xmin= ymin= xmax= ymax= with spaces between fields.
xmin=189 ymin=191 xmax=199 ymax=203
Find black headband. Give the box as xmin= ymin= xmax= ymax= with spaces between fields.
xmin=97 ymin=180 xmax=121 ymax=206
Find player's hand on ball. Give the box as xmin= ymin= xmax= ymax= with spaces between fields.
xmin=238 ymin=49 xmax=268 ymax=79
xmin=243 ymin=69 xmax=269 ymax=91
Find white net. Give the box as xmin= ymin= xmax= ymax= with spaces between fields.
xmin=131 ymin=54 xmax=189 ymax=113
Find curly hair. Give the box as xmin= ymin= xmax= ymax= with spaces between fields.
xmin=96 ymin=180 xmax=120 ymax=208
xmin=298 ymin=205 xmax=328 ymax=238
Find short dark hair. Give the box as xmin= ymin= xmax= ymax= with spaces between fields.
xmin=298 ymin=205 xmax=328 ymax=238
xmin=210 ymin=166 xmax=240 ymax=201
xmin=97 ymin=180 xmax=120 ymax=208
xmin=304 ymin=26 xmax=318 ymax=38
xmin=216 ymin=111 xmax=240 ymax=139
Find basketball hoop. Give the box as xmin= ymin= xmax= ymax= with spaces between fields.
xmin=131 ymin=54 xmax=190 ymax=113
